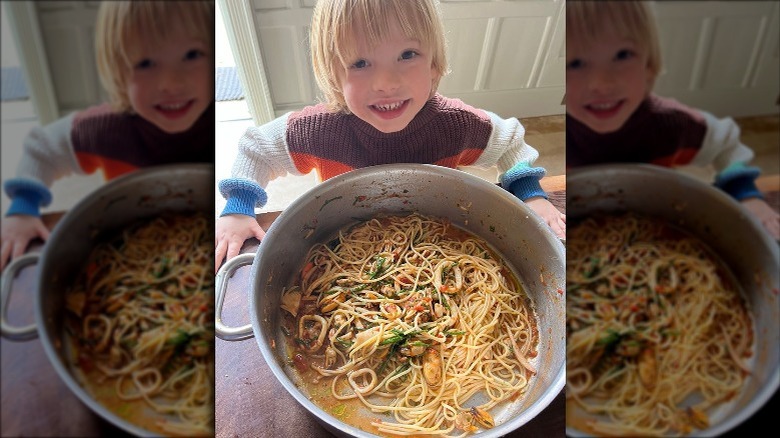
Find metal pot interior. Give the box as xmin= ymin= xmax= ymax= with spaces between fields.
xmin=248 ymin=164 xmax=567 ymax=437
xmin=34 ymin=163 xmax=214 ymax=436
xmin=565 ymin=163 xmax=780 ymax=436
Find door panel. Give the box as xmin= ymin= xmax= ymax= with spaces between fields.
xmin=653 ymin=1 xmax=780 ymax=117
xmin=35 ymin=2 xmax=102 ymax=117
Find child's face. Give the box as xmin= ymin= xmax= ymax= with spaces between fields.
xmin=566 ymin=30 xmax=653 ymax=133
xmin=338 ymin=21 xmax=437 ymax=133
xmin=125 ymin=24 xmax=212 ymax=134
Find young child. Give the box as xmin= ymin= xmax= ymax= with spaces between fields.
xmin=566 ymin=1 xmax=779 ymax=239
xmin=215 ymin=0 xmax=566 ymax=270
xmin=1 ymin=1 xmax=215 ymax=270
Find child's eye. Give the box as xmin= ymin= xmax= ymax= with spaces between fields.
xmin=400 ymin=50 xmax=418 ymax=60
xmin=185 ymin=49 xmax=205 ymax=61
xmin=615 ymin=49 xmax=635 ymax=61
xmin=566 ymin=59 xmax=583 ymax=70
xmin=134 ymin=59 xmax=153 ymax=69
xmin=350 ymin=59 xmax=369 ymax=69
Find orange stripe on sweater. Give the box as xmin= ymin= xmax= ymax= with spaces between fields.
xmin=432 ymin=148 xmax=483 ymax=168
xmin=76 ymin=152 xmax=139 ymax=180
xmin=651 ymin=148 xmax=699 ymax=167
xmin=290 ymin=152 xmax=354 ymax=182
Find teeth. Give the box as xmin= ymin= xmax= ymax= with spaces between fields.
xmin=374 ymin=101 xmax=403 ymax=112
xmin=590 ymin=102 xmax=618 ymax=110
xmin=160 ymin=102 xmax=188 ymax=111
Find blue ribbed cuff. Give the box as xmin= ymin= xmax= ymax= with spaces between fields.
xmin=714 ymin=165 xmax=762 ymax=201
xmin=4 ymin=178 xmax=52 ymax=217
xmin=507 ymin=177 xmax=547 ymax=201
xmin=500 ymin=163 xmax=547 ymax=201
xmin=218 ymin=178 xmax=267 ymax=217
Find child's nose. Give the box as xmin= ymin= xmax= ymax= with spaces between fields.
xmin=159 ymin=66 xmax=185 ymax=93
xmin=588 ymin=68 xmax=616 ymax=93
xmin=372 ymin=67 xmax=401 ymax=93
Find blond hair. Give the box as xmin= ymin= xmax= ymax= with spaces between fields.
xmin=95 ymin=1 xmax=214 ymax=112
xmin=310 ymin=0 xmax=448 ymax=112
xmin=567 ymin=1 xmax=662 ymax=86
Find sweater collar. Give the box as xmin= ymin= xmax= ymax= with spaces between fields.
xmin=568 ymin=96 xmax=655 ymax=149
xmin=133 ymin=103 xmax=215 ymax=142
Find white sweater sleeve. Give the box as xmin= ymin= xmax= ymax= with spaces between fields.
xmin=14 ymin=112 xmax=84 ymax=187
xmin=469 ymin=111 xmax=540 ymax=174
xmin=691 ymin=110 xmax=755 ymax=173
xmin=229 ymin=112 xmax=304 ymax=187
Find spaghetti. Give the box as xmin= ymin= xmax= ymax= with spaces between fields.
xmin=280 ymin=213 xmax=538 ymax=436
xmin=566 ymin=212 xmax=753 ymax=436
xmin=65 ymin=213 xmax=214 ymax=437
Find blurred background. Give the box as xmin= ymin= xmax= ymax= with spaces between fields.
xmin=649 ymin=1 xmax=779 ymax=183
xmin=1 ymin=1 xmax=105 ymax=214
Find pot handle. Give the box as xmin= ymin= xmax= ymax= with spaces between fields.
xmin=1 ymin=253 xmax=40 ymax=341
xmin=215 ymin=253 xmax=256 ymax=341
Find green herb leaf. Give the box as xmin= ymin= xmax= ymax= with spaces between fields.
xmin=335 ymin=337 xmax=354 ymax=349
xmin=167 ymin=329 xmax=191 ymax=347
xmin=596 ymin=329 xmax=621 ymax=347
xmin=332 ymin=404 xmax=347 ymax=416
xmin=369 ymin=256 xmax=387 ymax=279
xmin=154 ymin=256 xmax=171 ymax=278
xmin=445 ymin=330 xmax=466 ymax=336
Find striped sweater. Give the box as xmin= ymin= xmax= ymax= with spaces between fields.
xmin=3 ymin=103 xmax=214 ymax=216
xmin=219 ymin=94 xmax=547 ymax=217
xmin=567 ymin=94 xmax=761 ymax=200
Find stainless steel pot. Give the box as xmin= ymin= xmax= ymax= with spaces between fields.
xmin=215 ymin=163 xmax=567 ymax=437
xmin=566 ymin=163 xmax=780 ymax=436
xmin=1 ymin=163 xmax=214 ymax=437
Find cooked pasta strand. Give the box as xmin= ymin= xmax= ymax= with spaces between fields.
xmin=66 ymin=213 xmax=214 ymax=437
xmin=281 ymin=213 xmax=538 ymax=436
xmin=566 ymin=213 xmax=753 ymax=437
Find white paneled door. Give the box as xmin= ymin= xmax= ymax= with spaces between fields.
xmin=653 ymin=1 xmax=779 ymax=118
xmin=220 ymin=0 xmax=566 ymax=125
xmin=4 ymin=1 xmax=102 ymax=124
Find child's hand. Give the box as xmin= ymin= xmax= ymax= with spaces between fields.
xmin=525 ymin=196 xmax=566 ymax=239
xmin=215 ymin=214 xmax=267 ymax=272
xmin=741 ymin=197 xmax=780 ymax=240
xmin=1 ymin=215 xmax=50 ymax=271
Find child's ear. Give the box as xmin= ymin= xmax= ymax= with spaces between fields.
xmin=429 ymin=66 xmax=439 ymax=95
xmin=645 ymin=66 xmax=657 ymax=91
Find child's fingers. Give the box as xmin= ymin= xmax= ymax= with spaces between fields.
xmin=36 ymin=222 xmax=51 ymax=241
xmin=0 ymin=242 xmax=11 ymax=271
xmin=215 ymin=240 xmax=228 ymax=272
xmin=11 ymin=240 xmax=27 ymax=265
xmin=225 ymin=240 xmax=242 ymax=267
xmin=552 ymin=218 xmax=566 ymax=239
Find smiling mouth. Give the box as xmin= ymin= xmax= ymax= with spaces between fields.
xmin=371 ymin=100 xmax=408 ymax=112
xmin=585 ymin=100 xmax=624 ymax=119
xmin=156 ymin=100 xmax=193 ymax=118
xmin=369 ymin=99 xmax=410 ymax=121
